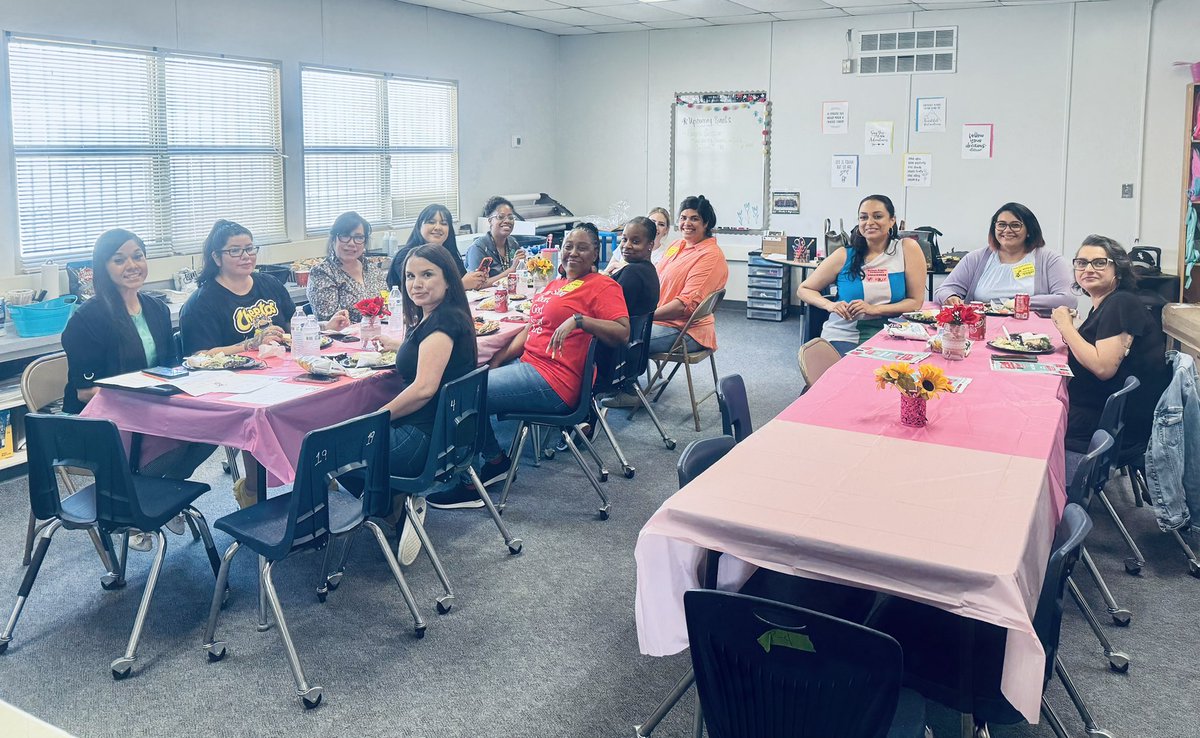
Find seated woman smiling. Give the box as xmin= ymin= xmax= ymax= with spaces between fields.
xmin=427 ymin=223 xmax=630 ymax=509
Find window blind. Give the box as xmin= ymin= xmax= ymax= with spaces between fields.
xmin=301 ymin=66 xmax=458 ymax=234
xmin=6 ymin=35 xmax=284 ymax=270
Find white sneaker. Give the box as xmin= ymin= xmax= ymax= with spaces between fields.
xmin=127 ymin=531 xmax=153 ymax=552
xmin=398 ymin=497 xmax=426 ymax=566
xmin=165 ymin=514 xmax=187 ymax=535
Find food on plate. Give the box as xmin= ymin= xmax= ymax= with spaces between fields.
xmin=985 ymin=299 xmax=1015 ymax=316
xmin=513 ymin=300 xmax=533 ymax=314
xmin=474 ymin=317 xmax=501 ymax=336
xmin=885 ymin=322 xmax=931 ymax=341
xmin=989 ymin=333 xmax=1054 ymax=353
xmin=281 ymin=334 xmax=333 ymax=350
xmin=296 ymin=355 xmax=347 ymax=376
xmin=509 ymin=295 xmax=529 ymax=302
xmin=477 ymin=297 xmax=498 ymax=311
xmin=183 ymin=353 xmax=259 ymax=370
xmin=338 ymin=350 xmax=397 ymax=369
xmin=465 ymin=289 xmax=493 ymax=302
xmin=901 ymin=310 xmax=940 ymax=324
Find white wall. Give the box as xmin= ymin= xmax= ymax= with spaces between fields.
xmin=0 ymin=0 xmax=560 ymax=286
xmin=556 ymin=0 xmax=1198 ymax=302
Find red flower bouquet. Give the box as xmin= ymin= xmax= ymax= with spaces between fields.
xmin=936 ymin=303 xmax=979 ymax=326
xmin=355 ymin=296 xmax=390 ymax=318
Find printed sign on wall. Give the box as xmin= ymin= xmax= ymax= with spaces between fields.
xmin=962 ymin=123 xmax=994 ymax=159
xmin=904 ymin=153 xmax=932 ymax=187
xmin=831 ymin=154 xmax=859 ymax=188
xmin=822 ymin=101 xmax=849 ymax=134
xmin=864 ymin=121 xmax=893 ymax=155
xmin=915 ymin=97 xmax=946 ymax=132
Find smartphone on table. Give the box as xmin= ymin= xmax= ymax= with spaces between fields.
xmin=143 ymin=366 xmax=189 ymax=379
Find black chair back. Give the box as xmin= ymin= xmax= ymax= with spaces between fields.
xmin=684 ymin=589 xmax=905 ymax=738
xmin=390 ymin=366 xmax=490 ymax=494
xmin=624 ymin=311 xmax=655 ymax=385
xmin=1096 ymin=375 xmax=1140 ymax=474
xmin=677 ymin=436 xmax=737 ymax=488
xmin=1032 ymin=502 xmax=1093 ymax=682
xmin=26 ymin=414 xmax=144 ymax=530
xmin=716 ymin=374 xmax=752 ymax=443
xmin=1066 ymin=430 xmax=1113 ymax=510
xmin=277 ymin=410 xmax=389 ymax=560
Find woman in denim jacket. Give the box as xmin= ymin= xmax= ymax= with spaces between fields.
xmin=1146 ymin=351 xmax=1200 ymax=531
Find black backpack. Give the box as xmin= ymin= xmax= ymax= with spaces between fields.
xmin=898 ymin=226 xmax=945 ymax=273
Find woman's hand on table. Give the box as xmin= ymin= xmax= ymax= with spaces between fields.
xmin=325 ymin=310 xmax=351 ymax=332
xmin=944 ymin=295 xmax=964 ymax=306
xmin=371 ymin=334 xmax=403 ymax=353
xmin=247 ymin=326 xmax=286 ymax=349
xmin=547 ymin=317 xmax=576 ymax=358
xmin=462 ymin=271 xmax=487 ymax=290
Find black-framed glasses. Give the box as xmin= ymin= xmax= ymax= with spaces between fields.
xmin=222 ymin=246 xmax=258 ymax=258
xmin=995 ymin=221 xmax=1025 ymax=233
xmin=1072 ymin=257 xmax=1114 ymax=271
xmin=336 ymin=234 xmax=367 ymax=245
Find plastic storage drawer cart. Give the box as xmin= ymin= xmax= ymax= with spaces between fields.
xmin=746 ymin=251 xmax=789 ymax=321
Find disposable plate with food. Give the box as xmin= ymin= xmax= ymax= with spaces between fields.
xmin=900 ymin=310 xmax=940 ymax=324
xmin=986 ymin=334 xmax=1056 ymax=354
xmin=183 ymin=353 xmax=265 ymax=371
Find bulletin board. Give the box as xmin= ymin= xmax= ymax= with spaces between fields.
xmin=670 ymin=91 xmax=771 ymax=233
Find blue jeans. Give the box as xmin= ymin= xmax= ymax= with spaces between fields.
xmin=647 ymin=325 xmax=706 ymax=356
xmin=390 ymin=423 xmax=431 ymax=478
xmin=482 ymin=361 xmax=570 ymax=459
xmin=829 ymin=340 xmax=857 ymax=357
xmin=140 ymin=442 xmax=217 ymax=480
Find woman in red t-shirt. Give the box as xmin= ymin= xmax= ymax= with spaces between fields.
xmin=427 ymin=223 xmax=630 ymax=509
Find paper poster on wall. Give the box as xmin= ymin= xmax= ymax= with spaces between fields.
xmin=822 ymin=101 xmax=848 ymax=135
xmin=904 ymin=153 xmax=932 ymax=188
xmin=962 ymin=123 xmax=994 ymax=159
xmin=915 ymin=97 xmax=946 ymax=132
xmin=864 ymin=121 xmax=893 ymax=155
xmin=831 ymin=155 xmax=859 ymax=188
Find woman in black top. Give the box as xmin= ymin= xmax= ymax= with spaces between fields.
xmin=1051 ymin=235 xmax=1169 ymax=481
xmin=61 ymin=228 xmax=214 ymax=480
xmin=387 ymin=204 xmax=486 ymax=291
xmin=373 ymin=243 xmax=479 ymax=563
xmin=180 ymin=219 xmax=350 ymax=356
xmin=599 ymin=217 xmax=662 ymax=407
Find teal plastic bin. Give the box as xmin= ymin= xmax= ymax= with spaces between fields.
xmin=8 ymin=295 xmax=78 ymax=337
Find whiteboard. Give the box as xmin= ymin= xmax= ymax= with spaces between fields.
xmin=670 ymin=92 xmax=771 ymax=232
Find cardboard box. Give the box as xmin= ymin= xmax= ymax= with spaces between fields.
xmin=761 ymin=231 xmax=786 ymax=256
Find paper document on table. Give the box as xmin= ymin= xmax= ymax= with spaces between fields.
xmin=95 ymin=371 xmax=169 ymax=389
xmin=989 ymin=359 xmax=1073 ymax=377
xmin=167 ymin=371 xmax=284 ymax=397
xmin=947 ymin=376 xmax=972 ymax=393
xmin=847 ymin=346 xmax=931 ymax=363
xmin=231 ymin=382 xmax=319 ymax=406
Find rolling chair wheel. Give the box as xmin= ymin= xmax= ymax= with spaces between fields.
xmin=300 ymin=688 xmax=323 ymax=710
xmin=110 ymin=657 xmax=134 ymax=680
xmin=316 ymin=588 xmax=327 ymax=603
xmin=1108 ymin=608 xmax=1132 ymax=627
xmin=542 ymin=448 xmax=556 ymax=460
xmin=598 ymin=508 xmax=610 ymax=521
xmin=325 ymin=572 xmax=343 ymax=591
xmin=414 ymin=625 xmax=427 ymax=639
xmin=1124 ymin=559 xmax=1142 ymax=575
xmin=508 ymin=541 xmax=523 ymax=555
xmin=205 ymin=642 xmax=227 ymax=662
xmin=1107 ymin=652 xmax=1130 ymax=672
xmin=599 ymin=470 xmax=609 ymax=483
xmin=1189 ymin=560 xmax=1200 ymax=578
xmin=222 ymin=461 xmax=232 ymax=474
xmin=436 ymin=595 xmax=455 ymax=615
xmin=0 ymin=640 xmax=9 ymax=655
xmin=1085 ymin=730 xmax=1114 ymax=738
xmin=664 ymin=438 xmax=677 ymax=450
xmin=100 ymin=574 xmax=126 ymax=591
xmin=622 ymin=465 xmax=635 ymax=479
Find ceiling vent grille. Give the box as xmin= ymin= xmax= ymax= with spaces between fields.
xmin=856 ymin=26 xmax=957 ymax=76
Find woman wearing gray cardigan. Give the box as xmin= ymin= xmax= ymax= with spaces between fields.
xmin=933 ymin=202 xmax=1075 ymax=310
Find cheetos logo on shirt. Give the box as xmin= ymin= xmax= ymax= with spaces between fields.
xmin=233 ymin=299 xmax=280 ymax=334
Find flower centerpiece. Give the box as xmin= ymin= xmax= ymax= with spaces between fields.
xmin=524 ymin=254 xmax=556 ymax=291
xmin=874 ymin=361 xmax=954 ymax=427
xmin=355 ymin=295 xmax=390 ymax=342
xmin=935 ymin=303 xmax=979 ymax=361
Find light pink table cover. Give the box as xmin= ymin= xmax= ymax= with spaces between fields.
xmin=82 ymin=315 xmax=525 ymax=484
xmin=635 ymin=313 xmax=1071 ymax=724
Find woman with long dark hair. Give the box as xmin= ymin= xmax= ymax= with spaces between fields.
xmin=306 ymin=211 xmax=388 ymax=321
xmin=371 ymin=243 xmax=479 ymax=563
xmin=1052 ymin=235 xmax=1169 ymax=480
xmin=387 ymin=204 xmax=486 ymax=291
xmin=796 ymin=194 xmax=926 ymax=355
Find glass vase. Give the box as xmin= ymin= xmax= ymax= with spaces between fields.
xmin=899 ymin=393 xmax=928 ymax=428
xmin=941 ymin=323 xmax=968 ymax=361
xmin=360 ymin=316 xmax=381 ymax=344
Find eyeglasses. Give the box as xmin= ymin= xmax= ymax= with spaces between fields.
xmin=336 ymin=234 xmax=367 ymax=245
xmin=489 ymin=214 xmax=516 ymax=223
xmin=222 ymin=246 xmax=258 ymax=258
xmin=995 ymin=221 xmax=1025 ymax=233
xmin=1072 ymin=257 xmax=1114 ymax=271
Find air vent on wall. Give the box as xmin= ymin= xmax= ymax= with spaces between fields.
xmin=856 ymin=26 xmax=957 ymax=76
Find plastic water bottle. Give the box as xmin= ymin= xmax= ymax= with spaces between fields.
xmin=289 ymin=307 xmax=307 ymax=362
xmin=303 ymin=317 xmax=320 ymax=356
xmin=386 ymin=289 xmax=405 ymax=341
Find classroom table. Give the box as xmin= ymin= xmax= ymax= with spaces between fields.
xmin=634 ymin=314 xmax=1070 ymax=725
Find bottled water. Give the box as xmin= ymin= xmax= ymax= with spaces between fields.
xmin=302 ymin=317 xmax=320 ymax=356
xmin=288 ymin=307 xmax=307 ymax=362
xmin=386 ymin=289 xmax=405 ymax=340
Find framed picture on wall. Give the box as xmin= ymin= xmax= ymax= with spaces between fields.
xmin=771 ymin=191 xmax=800 ymax=214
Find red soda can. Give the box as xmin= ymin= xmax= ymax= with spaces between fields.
xmin=495 ymin=287 xmax=509 ymax=314
xmin=968 ymin=301 xmax=987 ymax=341
xmin=1014 ymin=293 xmax=1031 ymax=320
xmin=507 ymin=272 xmax=518 ymax=295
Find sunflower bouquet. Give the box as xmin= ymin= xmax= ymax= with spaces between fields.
xmin=874 ymin=362 xmax=954 ymax=400
xmin=525 ymin=254 xmax=555 ymax=278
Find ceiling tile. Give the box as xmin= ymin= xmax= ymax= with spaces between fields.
xmin=469 ymin=0 xmax=567 ymax=10
xmin=729 ymin=0 xmax=830 ymax=10
xmin=842 ymin=3 xmax=919 ymax=14
xmin=556 ymin=25 xmax=600 ymax=33
xmin=586 ymin=22 xmax=653 ymax=32
xmin=640 ymin=17 xmax=716 ymax=28
xmin=470 ymin=10 xmax=580 ymax=31
xmin=520 ymin=7 xmax=628 ymax=23
xmin=412 ymin=0 xmax=500 ymax=13
xmin=918 ymin=1 xmax=999 ymax=8
xmin=651 ymin=0 xmax=761 ymax=18
xmin=585 ymin=3 xmax=690 ymax=21
xmin=707 ymin=12 xmax=780 ymax=24
xmin=560 ymin=0 xmax=641 ymax=6
xmin=824 ymin=0 xmax=916 ymax=7
xmin=772 ymin=8 xmax=849 ymax=19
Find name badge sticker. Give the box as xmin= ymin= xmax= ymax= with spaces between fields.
xmin=1012 ymin=263 xmax=1035 ymax=280
xmin=864 ymin=267 xmax=889 ymax=283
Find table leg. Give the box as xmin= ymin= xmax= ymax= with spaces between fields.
xmin=256 ymin=462 xmax=271 ymax=632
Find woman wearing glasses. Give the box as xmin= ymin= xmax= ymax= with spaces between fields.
xmin=180 ymin=219 xmax=349 ymax=357
xmin=466 ymin=196 xmax=526 ymax=286
xmin=933 ymin=202 xmax=1074 ymax=309
xmin=1052 ymin=236 xmax=1169 ymax=480
xmin=307 ymin=211 xmax=389 ymax=321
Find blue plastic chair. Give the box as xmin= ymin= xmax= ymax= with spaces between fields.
xmin=0 ymin=414 xmax=220 ymax=680
xmin=496 ymin=340 xmax=612 ymax=519
xmin=716 ymin=374 xmax=752 ymax=443
xmin=686 ymin=590 xmax=927 ymax=738
xmin=200 ymin=410 xmax=398 ymax=709
xmin=1093 ymin=376 xmax=1147 ymax=575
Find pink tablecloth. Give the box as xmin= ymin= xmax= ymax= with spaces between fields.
xmin=635 ymin=312 xmax=1071 ymax=724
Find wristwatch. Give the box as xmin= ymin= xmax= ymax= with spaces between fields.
xmin=573 ymin=313 xmax=584 ymax=330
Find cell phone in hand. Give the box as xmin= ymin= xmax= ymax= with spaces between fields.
xmin=143 ymin=366 xmax=189 ymax=379
xmin=477 ymin=257 xmax=493 ymax=273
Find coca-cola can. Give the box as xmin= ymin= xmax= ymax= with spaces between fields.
xmin=507 ymin=272 xmax=518 ymax=295
xmin=968 ymin=301 xmax=987 ymax=341
xmin=1014 ymin=293 xmax=1031 ymax=320
xmin=495 ymin=287 xmax=509 ymax=314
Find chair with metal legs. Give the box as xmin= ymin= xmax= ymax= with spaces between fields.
xmin=1093 ymin=376 xmax=1148 ymax=577
xmin=322 ymin=368 xmax=522 ymax=616
xmin=497 ymin=340 xmax=613 ymax=519
xmin=1 ymin=414 xmax=221 ymax=680
xmin=597 ymin=312 xmax=676 ymax=458
xmin=715 ymin=374 xmax=752 ymax=443
xmin=202 ymin=411 xmax=421 ymax=709
xmin=645 ymin=289 xmax=725 ymax=432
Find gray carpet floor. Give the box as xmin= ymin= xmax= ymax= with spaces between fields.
xmin=0 ymin=307 xmax=1196 ymax=737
